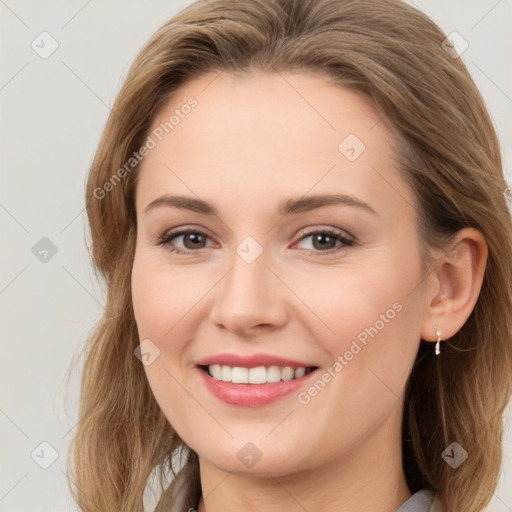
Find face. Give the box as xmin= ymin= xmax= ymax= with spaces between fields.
xmin=131 ymin=70 xmax=428 ymax=477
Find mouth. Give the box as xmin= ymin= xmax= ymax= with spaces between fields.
xmin=196 ymin=364 xmax=320 ymax=407
xmin=198 ymin=364 xmax=319 ymax=384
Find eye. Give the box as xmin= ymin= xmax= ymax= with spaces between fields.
xmin=156 ymin=228 xmax=213 ymax=254
xmin=293 ymin=228 xmax=355 ymax=254
xmin=155 ymin=227 xmax=355 ymax=255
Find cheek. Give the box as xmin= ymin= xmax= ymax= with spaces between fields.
xmin=131 ymin=251 xmax=209 ymax=341
xmin=301 ymin=252 xmax=419 ymax=391
xmin=299 ymin=262 xmax=400 ymax=349
xmin=131 ymin=260 xmax=168 ymax=339
xmin=131 ymin=253 xmax=205 ymax=432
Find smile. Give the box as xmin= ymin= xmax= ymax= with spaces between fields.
xmin=196 ymin=364 xmax=319 ymax=407
xmin=201 ymin=364 xmax=316 ymax=384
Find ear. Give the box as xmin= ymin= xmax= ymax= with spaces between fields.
xmin=420 ymin=227 xmax=488 ymax=344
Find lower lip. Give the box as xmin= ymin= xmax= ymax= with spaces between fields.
xmin=196 ymin=366 xmax=318 ymax=407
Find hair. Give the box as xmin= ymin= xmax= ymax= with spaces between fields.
xmin=66 ymin=0 xmax=512 ymax=511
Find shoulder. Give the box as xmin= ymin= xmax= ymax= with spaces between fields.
xmin=396 ymin=489 xmax=442 ymax=512
xmin=153 ymin=463 xmax=202 ymax=512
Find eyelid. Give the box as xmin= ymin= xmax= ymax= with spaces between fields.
xmin=294 ymin=225 xmax=355 ymax=243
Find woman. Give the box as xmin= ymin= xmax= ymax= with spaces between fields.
xmin=67 ymin=0 xmax=512 ymax=511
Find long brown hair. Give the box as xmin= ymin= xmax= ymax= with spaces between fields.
xmin=66 ymin=0 xmax=512 ymax=510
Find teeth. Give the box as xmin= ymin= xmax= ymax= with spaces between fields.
xmin=294 ymin=367 xmax=306 ymax=379
xmin=207 ymin=364 xmax=312 ymax=384
xmin=267 ymin=365 xmax=281 ymax=383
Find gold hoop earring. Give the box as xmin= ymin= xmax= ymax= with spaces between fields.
xmin=434 ymin=327 xmax=442 ymax=356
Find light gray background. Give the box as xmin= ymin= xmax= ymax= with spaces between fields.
xmin=1 ymin=1 xmax=511 ymax=511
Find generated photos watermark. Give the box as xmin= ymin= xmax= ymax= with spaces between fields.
xmin=93 ymin=96 xmax=198 ymax=200
xmin=297 ymin=301 xmax=403 ymax=405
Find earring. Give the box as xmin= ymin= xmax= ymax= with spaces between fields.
xmin=434 ymin=327 xmax=442 ymax=356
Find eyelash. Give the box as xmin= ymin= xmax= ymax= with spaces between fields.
xmin=155 ymin=227 xmax=356 ymax=256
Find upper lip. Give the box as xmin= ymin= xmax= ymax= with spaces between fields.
xmin=195 ymin=353 xmax=318 ymax=369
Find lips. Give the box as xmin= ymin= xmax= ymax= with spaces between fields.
xmin=195 ymin=352 xmax=320 ymax=407
xmin=197 ymin=366 xmax=318 ymax=406
xmin=195 ymin=352 xmax=317 ymax=368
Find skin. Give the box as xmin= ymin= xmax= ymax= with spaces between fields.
xmin=131 ymin=70 xmax=487 ymax=512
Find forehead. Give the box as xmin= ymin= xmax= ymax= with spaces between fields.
xmin=135 ymin=70 xmax=413 ymax=222
xmin=145 ymin=70 xmax=384 ymax=158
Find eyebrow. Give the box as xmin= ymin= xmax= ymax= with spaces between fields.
xmin=143 ymin=193 xmax=378 ymax=217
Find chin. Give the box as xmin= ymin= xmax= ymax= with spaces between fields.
xmin=193 ymin=437 xmax=309 ymax=477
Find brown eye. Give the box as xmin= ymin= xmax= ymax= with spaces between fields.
xmin=156 ymin=227 xmax=355 ymax=256
xmin=295 ymin=229 xmax=355 ymax=254
xmin=180 ymin=232 xmax=207 ymax=249
xmin=157 ymin=229 xmax=213 ymax=254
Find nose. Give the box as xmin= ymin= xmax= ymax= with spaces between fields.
xmin=209 ymin=249 xmax=288 ymax=337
